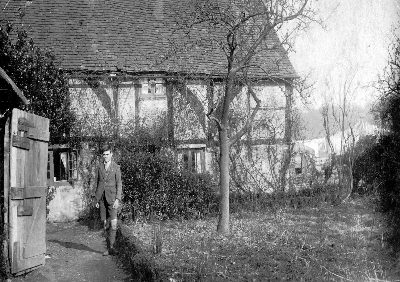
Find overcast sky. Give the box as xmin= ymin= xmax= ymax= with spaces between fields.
xmin=288 ymin=0 xmax=400 ymax=110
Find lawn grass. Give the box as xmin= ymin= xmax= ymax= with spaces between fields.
xmin=125 ymin=198 xmax=398 ymax=281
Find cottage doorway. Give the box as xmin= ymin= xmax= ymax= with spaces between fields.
xmin=2 ymin=108 xmax=49 ymax=276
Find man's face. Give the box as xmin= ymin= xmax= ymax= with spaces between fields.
xmin=103 ymin=150 xmax=112 ymax=163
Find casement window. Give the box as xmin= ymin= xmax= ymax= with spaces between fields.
xmin=141 ymin=78 xmax=166 ymax=99
xmin=178 ymin=144 xmax=206 ymax=173
xmin=148 ymin=79 xmax=157 ymax=95
xmin=47 ymin=148 xmax=78 ymax=184
xmin=294 ymin=154 xmax=303 ymax=175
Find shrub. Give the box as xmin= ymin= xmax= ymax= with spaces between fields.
xmin=0 ymin=23 xmax=75 ymax=142
xmin=115 ymin=224 xmax=159 ymax=281
xmin=119 ymin=150 xmax=218 ymax=221
xmin=0 ymin=231 xmax=8 ymax=280
xmin=46 ymin=185 xmax=56 ymax=220
xmin=371 ymin=33 xmax=400 ymax=254
xmin=229 ymin=182 xmax=346 ymax=213
xmin=351 ymin=135 xmax=380 ymax=196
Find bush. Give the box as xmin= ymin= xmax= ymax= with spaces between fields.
xmin=115 ymin=224 xmax=159 ymax=281
xmin=229 ymin=182 xmax=344 ymax=213
xmin=352 ymin=135 xmax=380 ymax=196
xmin=0 ymin=231 xmax=8 ymax=280
xmin=343 ymin=31 xmax=400 ymax=260
xmin=0 ymin=23 xmax=74 ymax=142
xmin=349 ymin=131 xmax=400 ymax=252
xmin=119 ymin=150 xmax=218 ymax=221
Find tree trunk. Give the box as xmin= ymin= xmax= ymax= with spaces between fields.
xmin=217 ymin=125 xmax=230 ymax=234
xmin=279 ymin=82 xmax=293 ymax=191
xmin=279 ymin=147 xmax=291 ymax=191
xmin=216 ymin=75 xmax=233 ymax=234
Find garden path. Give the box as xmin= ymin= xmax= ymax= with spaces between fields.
xmin=11 ymin=222 xmax=129 ymax=282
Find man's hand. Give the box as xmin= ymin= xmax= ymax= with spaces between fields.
xmin=95 ymin=202 xmax=99 ymax=209
xmin=113 ymin=199 xmax=120 ymax=209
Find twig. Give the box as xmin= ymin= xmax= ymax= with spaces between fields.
xmin=320 ymin=265 xmax=352 ymax=281
xmin=3 ymin=0 xmax=10 ymax=10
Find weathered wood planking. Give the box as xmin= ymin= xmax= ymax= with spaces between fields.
xmin=2 ymin=116 xmax=11 ymax=275
xmin=8 ymin=108 xmax=49 ymax=275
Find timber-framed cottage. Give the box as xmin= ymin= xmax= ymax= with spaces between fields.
xmin=1 ymin=0 xmax=301 ymax=221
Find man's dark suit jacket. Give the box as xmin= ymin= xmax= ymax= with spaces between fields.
xmin=94 ymin=161 xmax=122 ymax=204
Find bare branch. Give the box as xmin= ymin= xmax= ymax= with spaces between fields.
xmin=230 ymin=80 xmax=261 ymax=146
xmin=232 ymin=0 xmax=309 ymax=73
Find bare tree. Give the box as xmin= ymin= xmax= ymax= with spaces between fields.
xmin=321 ymin=66 xmax=360 ymax=199
xmin=172 ymin=0 xmax=314 ymax=234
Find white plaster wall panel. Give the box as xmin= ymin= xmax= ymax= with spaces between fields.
xmin=253 ymin=109 xmax=286 ymax=139
xmin=69 ymin=79 xmax=113 ymax=136
xmin=229 ymin=144 xmax=288 ymax=193
xmin=136 ymin=78 xmax=168 ymax=129
xmin=231 ymin=86 xmax=249 ymax=113
xmin=204 ymin=148 xmax=214 ymax=173
xmin=173 ymin=93 xmax=206 ymax=141
xmin=118 ymin=84 xmax=136 ymax=130
xmin=253 ymin=85 xmax=286 ymax=140
xmin=139 ymin=99 xmax=167 ymax=128
xmin=226 ymin=84 xmax=287 ymax=141
xmin=255 ymin=85 xmax=286 ymax=109
xmin=187 ymin=83 xmax=208 ymax=112
xmin=230 ymin=85 xmax=285 ymax=111
xmin=47 ymin=183 xmax=84 ymax=222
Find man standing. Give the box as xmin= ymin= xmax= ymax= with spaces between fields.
xmin=94 ymin=144 xmax=122 ymax=256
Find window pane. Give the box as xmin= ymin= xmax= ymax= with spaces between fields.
xmin=69 ymin=151 xmax=78 ymax=179
xmin=47 ymin=153 xmax=51 ymax=180
xmin=183 ymin=153 xmax=189 ymax=170
xmin=191 ymin=151 xmax=196 ymax=172
xmin=193 ymin=151 xmax=202 ymax=173
xmin=54 ymin=151 xmax=67 ymax=181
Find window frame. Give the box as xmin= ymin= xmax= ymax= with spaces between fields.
xmin=141 ymin=78 xmax=166 ymax=100
xmin=47 ymin=146 xmax=78 ymax=186
xmin=177 ymin=144 xmax=206 ymax=173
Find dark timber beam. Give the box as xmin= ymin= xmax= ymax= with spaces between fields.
xmin=166 ymin=80 xmax=175 ymax=147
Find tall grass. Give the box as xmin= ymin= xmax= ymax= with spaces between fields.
xmin=123 ymin=198 xmax=395 ymax=281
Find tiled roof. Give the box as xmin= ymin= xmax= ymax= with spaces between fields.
xmin=1 ymin=0 xmax=298 ymax=79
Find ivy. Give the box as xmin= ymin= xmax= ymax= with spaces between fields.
xmin=0 ymin=22 xmax=75 ymax=143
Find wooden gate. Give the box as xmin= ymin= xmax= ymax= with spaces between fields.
xmin=3 ymin=108 xmax=49 ymax=275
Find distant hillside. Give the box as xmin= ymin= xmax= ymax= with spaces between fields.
xmin=299 ymin=105 xmax=376 ymax=139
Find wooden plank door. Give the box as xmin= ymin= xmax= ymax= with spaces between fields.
xmin=7 ymin=108 xmax=49 ymax=275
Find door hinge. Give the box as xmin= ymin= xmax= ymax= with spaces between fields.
xmin=10 ymin=186 xmax=46 ymax=217
xmin=12 ymin=118 xmax=35 ymax=150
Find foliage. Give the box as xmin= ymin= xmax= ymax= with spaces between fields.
xmin=115 ymin=224 xmax=159 ymax=281
xmin=229 ymin=108 xmax=309 ymax=194
xmin=0 ymin=22 xmax=74 ymax=142
xmin=229 ymin=182 xmax=345 ymax=213
xmin=119 ymin=150 xmax=218 ymax=221
xmin=75 ymin=114 xmax=172 ymax=226
xmin=360 ymin=33 xmax=400 ymax=254
xmin=0 ymin=231 xmax=8 ymax=280
xmin=124 ymin=198 xmax=394 ymax=281
xmin=351 ymin=135 xmax=380 ymax=195
xmin=117 ymin=115 xmax=169 ymax=155
xmin=173 ymin=0 xmax=314 ymax=233
xmin=46 ymin=185 xmax=56 ymax=220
